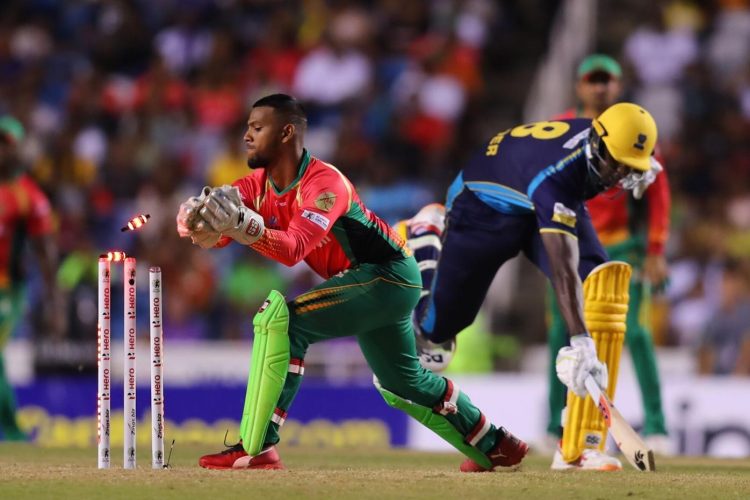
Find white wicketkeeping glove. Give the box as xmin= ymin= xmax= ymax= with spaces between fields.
xmin=555 ymin=334 xmax=608 ymax=398
xmin=199 ymin=186 xmax=265 ymax=245
xmin=176 ymin=186 xmax=211 ymax=235
xmin=632 ymin=156 xmax=663 ymax=200
xmin=176 ymin=186 xmax=221 ymax=248
xmin=189 ymin=229 xmax=221 ymax=249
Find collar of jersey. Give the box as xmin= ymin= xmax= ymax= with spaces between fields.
xmin=268 ymin=149 xmax=311 ymax=196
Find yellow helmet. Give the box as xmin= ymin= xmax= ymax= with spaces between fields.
xmin=591 ymin=103 xmax=657 ymax=172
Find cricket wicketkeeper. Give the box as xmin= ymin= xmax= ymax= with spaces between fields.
xmin=176 ymin=93 xmax=529 ymax=471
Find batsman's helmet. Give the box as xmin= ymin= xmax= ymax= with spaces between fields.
xmin=590 ymin=103 xmax=657 ymax=172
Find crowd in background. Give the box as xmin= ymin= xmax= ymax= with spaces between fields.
xmin=2 ymin=0 xmax=749 ymax=375
xmin=609 ymin=0 xmax=750 ymax=374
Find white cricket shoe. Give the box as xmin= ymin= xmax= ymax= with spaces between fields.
xmin=644 ymin=434 xmax=674 ymax=457
xmin=551 ymin=448 xmax=622 ymax=471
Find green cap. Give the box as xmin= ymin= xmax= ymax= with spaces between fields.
xmin=0 ymin=115 xmax=25 ymax=144
xmin=577 ymin=54 xmax=622 ymax=80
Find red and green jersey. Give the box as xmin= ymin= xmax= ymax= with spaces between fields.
xmin=218 ymin=150 xmax=411 ymax=279
xmin=554 ymin=108 xmax=671 ymax=255
xmin=0 ymin=174 xmax=54 ymax=288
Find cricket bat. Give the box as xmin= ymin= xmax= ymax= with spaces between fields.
xmin=584 ymin=375 xmax=656 ymax=472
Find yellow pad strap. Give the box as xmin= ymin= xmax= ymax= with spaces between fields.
xmin=561 ymin=261 xmax=631 ymax=462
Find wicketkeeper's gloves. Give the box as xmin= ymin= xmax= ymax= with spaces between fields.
xmin=200 ymin=186 xmax=265 ymax=246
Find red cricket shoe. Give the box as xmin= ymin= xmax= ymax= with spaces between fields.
xmin=198 ymin=442 xmax=285 ymax=470
xmin=460 ymin=428 xmax=529 ymax=472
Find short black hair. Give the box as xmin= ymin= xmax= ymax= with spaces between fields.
xmin=252 ymin=93 xmax=307 ymax=130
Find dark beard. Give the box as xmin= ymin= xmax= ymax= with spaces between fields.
xmin=582 ymin=173 xmax=606 ymax=199
xmin=583 ymin=159 xmax=608 ymax=199
xmin=247 ymin=153 xmax=269 ymax=169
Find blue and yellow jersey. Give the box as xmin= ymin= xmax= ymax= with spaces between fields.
xmin=447 ymin=118 xmax=592 ymax=238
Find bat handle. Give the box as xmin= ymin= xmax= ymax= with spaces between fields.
xmin=584 ymin=375 xmax=604 ymax=402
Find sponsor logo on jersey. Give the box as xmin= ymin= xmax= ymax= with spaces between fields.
xmin=314 ymin=192 xmax=336 ymax=212
xmin=552 ymin=202 xmax=577 ymax=228
xmin=301 ymin=209 xmax=330 ymax=230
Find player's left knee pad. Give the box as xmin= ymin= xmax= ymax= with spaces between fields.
xmin=561 ymin=262 xmax=631 ymax=463
xmin=373 ymin=375 xmax=492 ymax=469
xmin=240 ymin=290 xmax=291 ymax=455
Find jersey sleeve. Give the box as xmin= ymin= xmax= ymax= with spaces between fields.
xmin=250 ymin=167 xmax=351 ymax=266
xmin=529 ymin=176 xmax=582 ymax=239
xmin=22 ymin=177 xmax=54 ymax=237
xmin=645 ymin=160 xmax=671 ymax=255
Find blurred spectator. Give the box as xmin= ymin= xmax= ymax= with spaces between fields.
xmin=705 ymin=1 xmax=750 ymax=84
xmin=623 ymin=2 xmax=699 ymax=141
xmin=0 ymin=115 xmax=62 ymax=438
xmin=698 ymin=259 xmax=750 ymax=375
xmin=292 ymin=11 xmax=373 ymax=109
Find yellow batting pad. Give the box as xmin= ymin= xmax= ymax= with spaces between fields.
xmin=562 ymin=261 xmax=631 ymax=463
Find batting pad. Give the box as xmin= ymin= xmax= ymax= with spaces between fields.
xmin=562 ymin=261 xmax=631 ymax=463
xmin=240 ymin=290 xmax=290 ymax=455
xmin=373 ymin=377 xmax=492 ymax=469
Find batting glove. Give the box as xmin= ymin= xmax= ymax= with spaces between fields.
xmin=556 ymin=334 xmax=608 ymax=398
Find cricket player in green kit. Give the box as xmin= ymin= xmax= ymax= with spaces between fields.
xmin=0 ymin=116 xmax=61 ymax=441
xmin=176 ymin=94 xmax=528 ymax=471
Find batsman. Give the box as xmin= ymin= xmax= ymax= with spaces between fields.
xmin=410 ymin=102 xmax=661 ymax=470
xmin=176 ymin=94 xmax=529 ymax=471
xmin=545 ymin=54 xmax=671 ymax=464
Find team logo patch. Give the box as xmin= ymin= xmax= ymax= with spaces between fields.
xmin=301 ymin=209 xmax=330 ymax=230
xmin=314 ymin=192 xmax=337 ymax=212
xmin=633 ymin=133 xmax=647 ymax=150
xmin=552 ymin=202 xmax=577 ymax=228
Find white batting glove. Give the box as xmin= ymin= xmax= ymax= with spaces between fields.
xmin=200 ymin=187 xmax=265 ymax=245
xmin=632 ymin=156 xmax=663 ymax=200
xmin=556 ymin=334 xmax=608 ymax=398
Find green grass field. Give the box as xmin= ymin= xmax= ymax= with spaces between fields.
xmin=1 ymin=444 xmax=749 ymax=499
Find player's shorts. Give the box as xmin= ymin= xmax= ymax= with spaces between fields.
xmin=420 ymin=189 xmax=606 ymax=343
